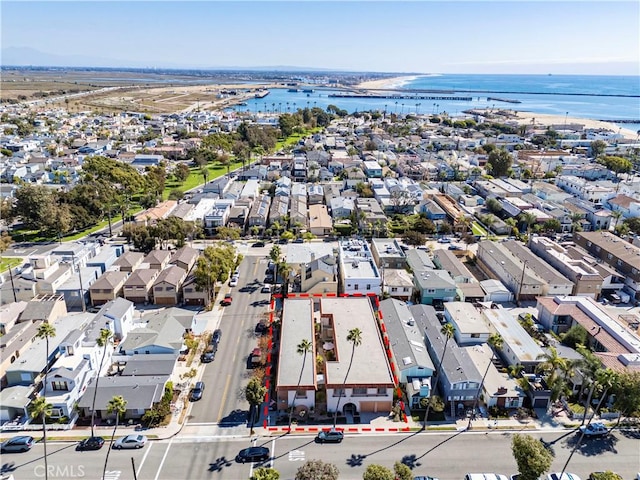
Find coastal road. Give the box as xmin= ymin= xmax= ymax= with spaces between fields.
xmin=187 ymin=254 xmax=273 ymax=431
xmin=4 ymin=430 xmax=638 ymax=480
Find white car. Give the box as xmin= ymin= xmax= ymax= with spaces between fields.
xmin=548 ymin=474 xmax=582 ymax=480
xmin=113 ymin=434 xmax=147 ymax=449
xmin=229 ymin=276 xmax=238 ymax=287
xmin=579 ymin=422 xmax=608 ymax=437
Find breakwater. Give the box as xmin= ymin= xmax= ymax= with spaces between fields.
xmin=328 ymin=93 xmax=473 ymax=101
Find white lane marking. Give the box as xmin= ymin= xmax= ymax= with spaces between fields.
xmin=288 ymin=449 xmax=305 ymax=461
xmin=270 ymin=439 xmax=276 ymax=468
xmin=248 ymin=437 xmax=258 ymax=478
xmin=136 ymin=441 xmax=153 ymax=477
xmin=154 ymin=437 xmax=173 ymax=480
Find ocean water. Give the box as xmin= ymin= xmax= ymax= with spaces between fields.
xmin=235 ymin=74 xmax=640 ymax=133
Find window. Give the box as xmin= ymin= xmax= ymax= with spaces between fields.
xmin=50 ymin=408 xmax=64 ymax=418
xmin=51 ymin=381 xmax=68 ymax=391
xmin=607 ymin=253 xmax=613 ymax=260
xmin=352 ymin=387 xmax=367 ymax=396
xmin=377 ymin=387 xmax=387 ymax=395
xmin=354 ymin=284 xmax=359 ymax=290
xmin=391 ymin=287 xmax=397 ymax=292
xmin=470 ymin=333 xmax=480 ymax=338
xmin=333 ymin=388 xmax=345 ymax=397
xmin=295 ymin=390 xmax=307 ymax=399
xmin=366 ymin=284 xmax=371 ymax=290
xmin=427 ymin=289 xmax=436 ymax=293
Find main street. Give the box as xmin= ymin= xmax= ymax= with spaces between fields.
xmin=3 ymin=430 xmax=638 ymax=480
xmin=187 ymin=253 xmax=273 ymax=431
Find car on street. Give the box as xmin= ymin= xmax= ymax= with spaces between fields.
xmin=201 ymin=345 xmax=216 ymax=363
xmin=448 ymin=245 xmax=462 ymax=250
xmin=315 ymin=429 xmax=344 ymax=443
xmin=236 ymin=446 xmax=270 ymax=463
xmin=113 ymin=435 xmax=147 ymax=449
xmin=252 ymin=241 xmax=266 ymax=248
xmin=1 ymin=436 xmax=35 ymax=453
xmin=229 ymin=276 xmax=238 ymax=287
xmin=261 ymin=284 xmax=272 ymax=294
xmin=264 ymin=274 xmax=274 ymax=283
xmin=293 ymin=238 xmax=304 ymax=243
xmin=77 ymin=436 xmax=105 ymax=451
xmin=190 ymin=381 xmax=205 ymax=401
xmin=250 ymin=347 xmax=263 ymax=367
xmin=221 ymin=294 xmax=232 ymax=306
xmin=211 ymin=329 xmax=222 ymax=345
xmin=579 ymin=422 xmax=608 ymax=437
xmin=548 ymin=474 xmax=582 ymax=480
xmin=414 ymin=476 xmax=440 ymax=480
xmin=437 ymin=237 xmax=452 ymax=243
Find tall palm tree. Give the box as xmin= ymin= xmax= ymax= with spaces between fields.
xmin=28 ymin=396 xmax=53 ymax=480
xmin=559 ymin=369 xmax=617 ymax=476
xmin=333 ymin=328 xmax=362 ymax=428
xmin=424 ymin=323 xmax=455 ymax=429
xmin=278 ymin=261 xmax=292 ymax=298
xmin=90 ymin=328 xmax=113 ymax=437
xmin=288 ymin=339 xmax=312 ymax=429
xmin=575 ymin=345 xmax=603 ymax=425
xmin=36 ymin=322 xmax=56 ymax=401
xmin=468 ymin=333 xmax=503 ymax=429
xmin=102 ymin=395 xmax=127 ymax=480
xmin=519 ymin=212 xmax=537 ymax=239
xmin=536 ymin=346 xmax=572 ymax=406
xmin=611 ymin=210 xmax=623 ymax=232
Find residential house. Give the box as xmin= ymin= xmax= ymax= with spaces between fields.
xmin=89 ymin=271 xmax=129 ymax=306
xmin=118 ymin=307 xmax=195 ymax=355
xmin=57 ymin=266 xmax=101 ymax=310
xmin=321 ymin=297 xmax=394 ymax=414
xmin=432 ymin=250 xmax=484 ymax=303
xmin=85 ymin=246 xmax=121 ymax=274
xmin=269 ymin=196 xmax=290 ymax=228
xmin=371 ymin=238 xmax=407 ymax=270
xmin=152 ymin=266 xmax=187 ymax=305
xmin=382 ymin=268 xmax=414 ymax=301
xmin=444 ymin=302 xmax=491 ymax=346
xmin=247 ymin=194 xmax=271 ymax=233
xmin=93 ymin=297 xmax=135 ymax=341
xmin=143 ymin=250 xmax=172 ymax=271
xmin=289 ymin=195 xmax=308 ymax=234
xmin=122 ymin=269 xmax=158 ymax=304
xmin=308 ymin=204 xmax=333 ymax=236
xmin=413 ymin=269 xmax=457 ymax=306
xmin=112 ymin=251 xmax=145 ymax=273
xmin=134 ymin=200 xmax=177 ymax=226
xmin=329 ymin=196 xmax=355 ymax=219
xmin=182 ymin=275 xmax=208 ymax=306
xmin=363 ymin=160 xmax=383 ymax=178
xmin=338 ymin=239 xmax=382 ymax=296
xmin=379 ymin=299 xmax=435 ymax=408
xmin=307 ymin=184 xmax=324 ymax=205
xmin=169 ymin=245 xmax=199 ymax=273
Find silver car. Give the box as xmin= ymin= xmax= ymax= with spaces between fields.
xmin=1 ymin=436 xmax=34 ymax=452
xmin=113 ymin=434 xmax=147 ymax=449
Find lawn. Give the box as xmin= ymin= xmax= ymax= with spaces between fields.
xmin=275 ymin=127 xmax=322 ymax=151
xmin=0 ymin=257 xmax=22 ymax=273
xmin=471 ymin=222 xmax=487 ymax=237
xmin=162 ymin=160 xmax=243 ymax=200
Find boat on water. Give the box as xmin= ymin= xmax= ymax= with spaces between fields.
xmin=287 ymin=88 xmax=300 ymax=93
xmin=302 ymin=89 xmax=314 ymax=93
xmin=254 ymin=90 xmax=270 ymax=98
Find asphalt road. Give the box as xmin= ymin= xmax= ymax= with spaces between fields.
xmin=3 ymin=430 xmax=638 ymax=480
xmin=187 ymin=254 xmax=273 ymax=430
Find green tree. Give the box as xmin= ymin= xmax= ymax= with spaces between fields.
xmin=424 ymin=323 xmax=455 ymax=427
xmin=362 ymin=464 xmax=394 ymax=480
xmin=102 ymin=395 xmax=128 ymax=480
xmin=13 ymin=184 xmax=56 ymax=230
xmin=610 ymin=371 xmax=640 ymax=427
xmin=590 ymin=140 xmax=607 ymax=158
xmin=394 ymin=462 xmax=413 ymax=480
xmin=403 ymin=231 xmax=427 ymax=246
xmin=561 ymin=324 xmax=588 ymax=349
xmin=536 ymin=346 xmax=572 ymax=404
xmin=269 ymin=245 xmax=282 ymax=263
xmin=174 ymin=163 xmax=191 ymax=183
xmin=0 ymin=198 xmax=15 ymax=224
xmin=295 ymin=460 xmax=339 ymax=480
xmin=289 ymin=339 xmax=313 ymax=428
xmin=468 ymin=333 xmax=503 ymax=429
xmin=36 ymin=321 xmax=56 ymax=409
xmin=486 ymin=148 xmax=512 ymax=177
xmin=587 ymin=473 xmax=622 ymax=480
xmin=0 ymin=232 xmax=13 ymax=256
xmin=215 ymin=226 xmax=241 ymax=240
xmin=414 ymin=217 xmax=437 ymax=235
xmin=623 ymin=217 xmax=640 ymax=235
xmin=90 ymin=328 xmax=113 ymax=437
xmin=245 ymin=377 xmax=267 ymax=433
xmin=28 ymin=396 xmax=53 ymax=480
xmin=334 ymin=328 xmax=362 ymax=428
xmin=194 ymin=244 xmax=236 ymax=307
xmin=519 ymin=211 xmax=537 ymax=237
xmin=485 ymin=197 xmax=502 ymax=214
xmin=511 ymin=433 xmax=553 ymax=480
xmin=542 ymin=219 xmax=562 ymax=233
xmin=252 ymin=467 xmax=280 ymax=480
xmin=82 ymin=156 xmax=144 ymax=197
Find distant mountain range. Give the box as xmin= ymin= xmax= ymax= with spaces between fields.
xmin=0 ymin=46 xmax=369 ymax=73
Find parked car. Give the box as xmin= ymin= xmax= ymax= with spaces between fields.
xmin=261 ymin=284 xmax=272 ymax=294
xmin=315 ymin=429 xmax=344 ymax=444
xmin=190 ymin=381 xmax=205 ymax=401
xmin=437 ymin=237 xmax=452 ymax=243
xmin=250 ymin=347 xmax=263 ymax=367
xmin=293 ymin=238 xmax=304 ymax=243
xmin=229 ymin=276 xmax=238 ymax=287
xmin=236 ymin=446 xmax=270 ymax=463
xmin=547 ymin=474 xmax=582 ymax=480
xmin=264 ymin=274 xmax=274 ymax=283
xmin=113 ymin=435 xmax=147 ymax=449
xmin=448 ymin=245 xmax=462 ymax=250
xmin=77 ymin=436 xmax=105 ymax=451
xmin=221 ymin=294 xmax=232 ymax=306
xmin=1 ymin=436 xmax=34 ymax=453
xmin=414 ymin=477 xmax=440 ymax=480
xmin=211 ymin=329 xmax=222 ymax=345
xmin=201 ymin=345 xmax=216 ymax=363
xmin=579 ymin=422 xmax=608 ymax=437
xmin=252 ymin=241 xmax=266 ymax=248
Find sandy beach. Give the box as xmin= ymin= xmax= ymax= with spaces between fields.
xmin=509 ymin=111 xmax=639 ymax=140
xmin=355 ymin=75 xmax=420 ymax=90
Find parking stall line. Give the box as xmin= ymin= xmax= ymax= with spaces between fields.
xmin=153 ymin=438 xmax=173 ymax=480
xmin=136 ymin=441 xmax=153 ymax=477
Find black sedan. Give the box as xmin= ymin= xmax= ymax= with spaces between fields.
xmin=236 ymin=446 xmax=270 ymax=463
xmin=77 ymin=436 xmax=105 ymax=451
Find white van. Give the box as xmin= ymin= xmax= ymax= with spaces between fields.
xmin=465 ymin=475 xmax=509 ymax=480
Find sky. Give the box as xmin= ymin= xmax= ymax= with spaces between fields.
xmin=2 ymin=1 xmax=639 ymax=75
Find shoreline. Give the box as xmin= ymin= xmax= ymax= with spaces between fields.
xmin=355 ymin=75 xmax=421 ymax=90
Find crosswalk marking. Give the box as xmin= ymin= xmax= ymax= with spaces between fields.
xmin=288 ymin=449 xmax=305 ymax=461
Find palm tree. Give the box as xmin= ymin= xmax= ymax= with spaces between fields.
xmin=288 ymin=339 xmax=312 ymax=429
xmin=519 ymin=212 xmax=537 ymax=239
xmin=333 ymin=328 xmax=362 ymax=428
xmin=90 ymin=328 xmax=113 ymax=437
xmin=36 ymin=322 xmax=56 ymax=402
xmin=611 ymin=210 xmax=623 ymax=232
xmin=468 ymin=333 xmax=503 ymax=429
xmin=536 ymin=346 xmax=572 ymax=406
xmin=575 ymin=345 xmax=603 ymax=425
xmin=278 ymin=262 xmax=292 ymax=298
xmin=423 ymin=323 xmax=455 ymax=429
xmin=28 ymin=396 xmax=53 ymax=480
xmin=102 ymin=395 xmax=127 ymax=480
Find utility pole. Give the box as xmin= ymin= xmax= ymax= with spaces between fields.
xmin=7 ymin=265 xmax=17 ymax=303
xmin=516 ymin=260 xmax=528 ymax=307
xmin=72 ymin=251 xmax=86 ymax=312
